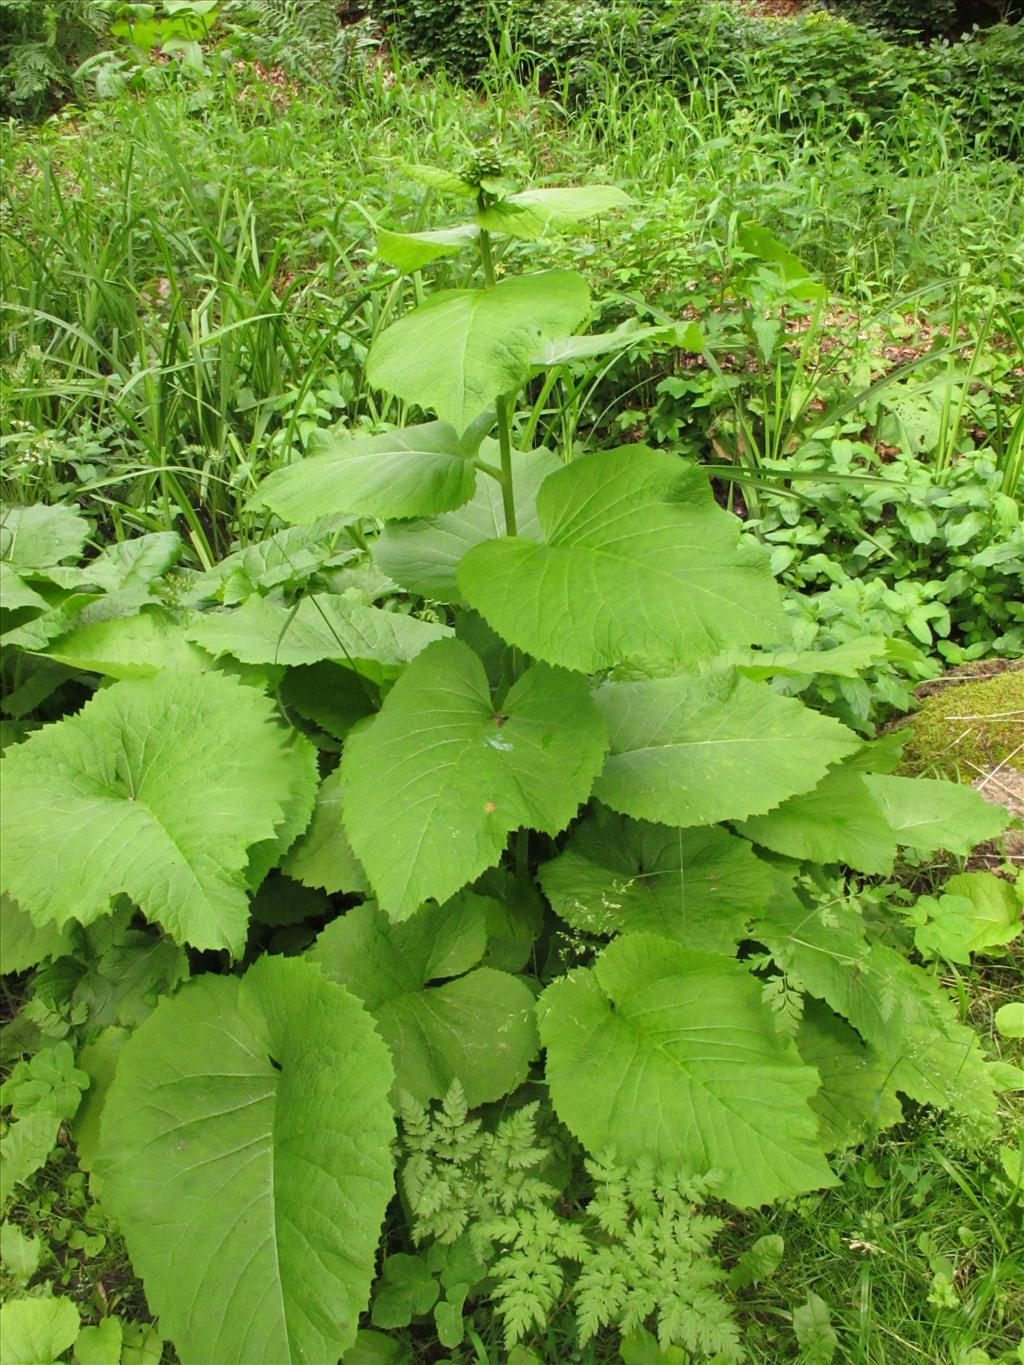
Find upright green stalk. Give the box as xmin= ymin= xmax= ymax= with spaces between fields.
xmin=478 ymin=219 xmax=518 ymax=537
xmin=479 ymin=211 xmax=527 ymax=875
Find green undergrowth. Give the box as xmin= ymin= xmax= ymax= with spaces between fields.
xmin=1 ymin=13 xmax=1023 ymax=1365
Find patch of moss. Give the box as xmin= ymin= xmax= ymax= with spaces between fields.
xmin=898 ymin=668 xmax=1024 ymax=781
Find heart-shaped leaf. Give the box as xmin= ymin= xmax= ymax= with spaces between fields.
xmin=538 ymin=933 xmax=836 ymax=1207
xmin=341 ymin=638 xmax=608 ymax=918
xmin=0 ymin=673 xmax=312 ymax=956
xmin=311 ymin=896 xmax=538 ymax=1105
xmin=459 ymin=448 xmax=788 ymax=671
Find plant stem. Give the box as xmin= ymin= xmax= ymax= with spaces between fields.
xmin=477 ymin=221 xmax=518 ymax=538
xmin=478 ymin=215 xmax=528 ymax=877
xmin=494 ymin=394 xmax=518 ymax=537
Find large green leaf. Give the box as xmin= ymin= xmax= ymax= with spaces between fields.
xmin=538 ymin=933 xmax=835 ymax=1207
xmin=593 ymin=670 xmax=859 ymax=827
xmin=0 ymin=672 xmax=309 ymax=956
xmin=99 ymin=956 xmax=395 ymax=1365
xmin=1 ymin=504 xmax=89 ymax=571
xmin=310 ymin=897 xmax=538 ymax=1105
xmin=366 ymin=271 xmax=591 ymax=432
xmin=458 ymin=449 xmax=788 ymax=672
xmin=76 ymin=530 xmax=181 ymax=594
xmin=341 ymin=638 xmax=608 ymax=919
xmin=476 ymin=186 xmax=632 ymax=240
xmin=738 ymin=768 xmax=1007 ymax=872
xmin=374 ymin=448 xmax=560 ymax=599
xmin=186 ymin=592 xmax=451 ymax=679
xmin=755 ymin=900 xmax=997 ymax=1122
xmin=538 ymin=809 xmax=775 ymax=953
xmin=250 ymin=422 xmax=476 ymax=523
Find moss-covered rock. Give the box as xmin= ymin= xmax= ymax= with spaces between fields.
xmin=898 ymin=665 xmax=1023 ymax=783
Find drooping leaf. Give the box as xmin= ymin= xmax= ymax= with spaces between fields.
xmin=737 ymin=764 xmax=899 ymax=874
xmin=475 ymin=867 xmax=544 ymax=973
xmin=72 ymin=1026 xmax=130 ymax=1173
xmin=377 ymin=223 xmax=480 ymax=271
xmin=538 ymin=809 xmax=775 ymax=953
xmin=593 ymin=670 xmax=859 ymax=827
xmin=76 ymin=531 xmax=181 ymax=595
xmin=737 ymin=223 xmax=824 ymax=302
xmin=374 ymin=448 xmax=559 ymax=599
xmin=245 ymin=731 xmax=320 ymax=887
xmin=0 ymin=672 xmax=309 ymax=956
xmin=251 ymin=422 xmax=476 ymax=523
xmin=476 ymin=186 xmax=632 ymax=240
xmin=0 ymin=895 xmax=76 ymax=975
xmin=98 ymin=956 xmax=396 ymax=1365
xmin=312 ymin=897 xmax=538 ymax=1105
xmin=796 ymin=1002 xmax=903 ymax=1151
xmin=282 ymin=768 xmax=369 ymax=896
xmin=862 ymin=774 xmax=1010 ymax=855
xmin=0 ymin=1295 xmax=80 ymax=1365
xmin=458 ymin=448 xmax=788 ymax=672
xmin=342 ymin=638 xmax=607 ymax=918
xmin=367 ymin=271 xmax=591 ymax=432
xmin=531 ymin=322 xmax=678 ymax=368
xmin=0 ymin=562 xmax=49 ymax=612
xmin=538 ymin=933 xmax=836 ymax=1207
xmin=43 ymin=609 xmax=211 ymax=679
xmin=186 ymin=591 xmax=451 ymax=680
xmin=756 ymin=900 xmax=997 ymax=1122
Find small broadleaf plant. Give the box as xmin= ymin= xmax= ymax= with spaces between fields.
xmin=0 ymin=157 xmax=1016 ymax=1364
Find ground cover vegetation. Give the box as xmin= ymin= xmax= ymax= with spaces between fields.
xmin=1 ymin=2 xmax=1022 ymax=1363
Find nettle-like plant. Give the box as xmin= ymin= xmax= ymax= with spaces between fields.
xmin=1 ymin=162 xmax=1018 ymax=1364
